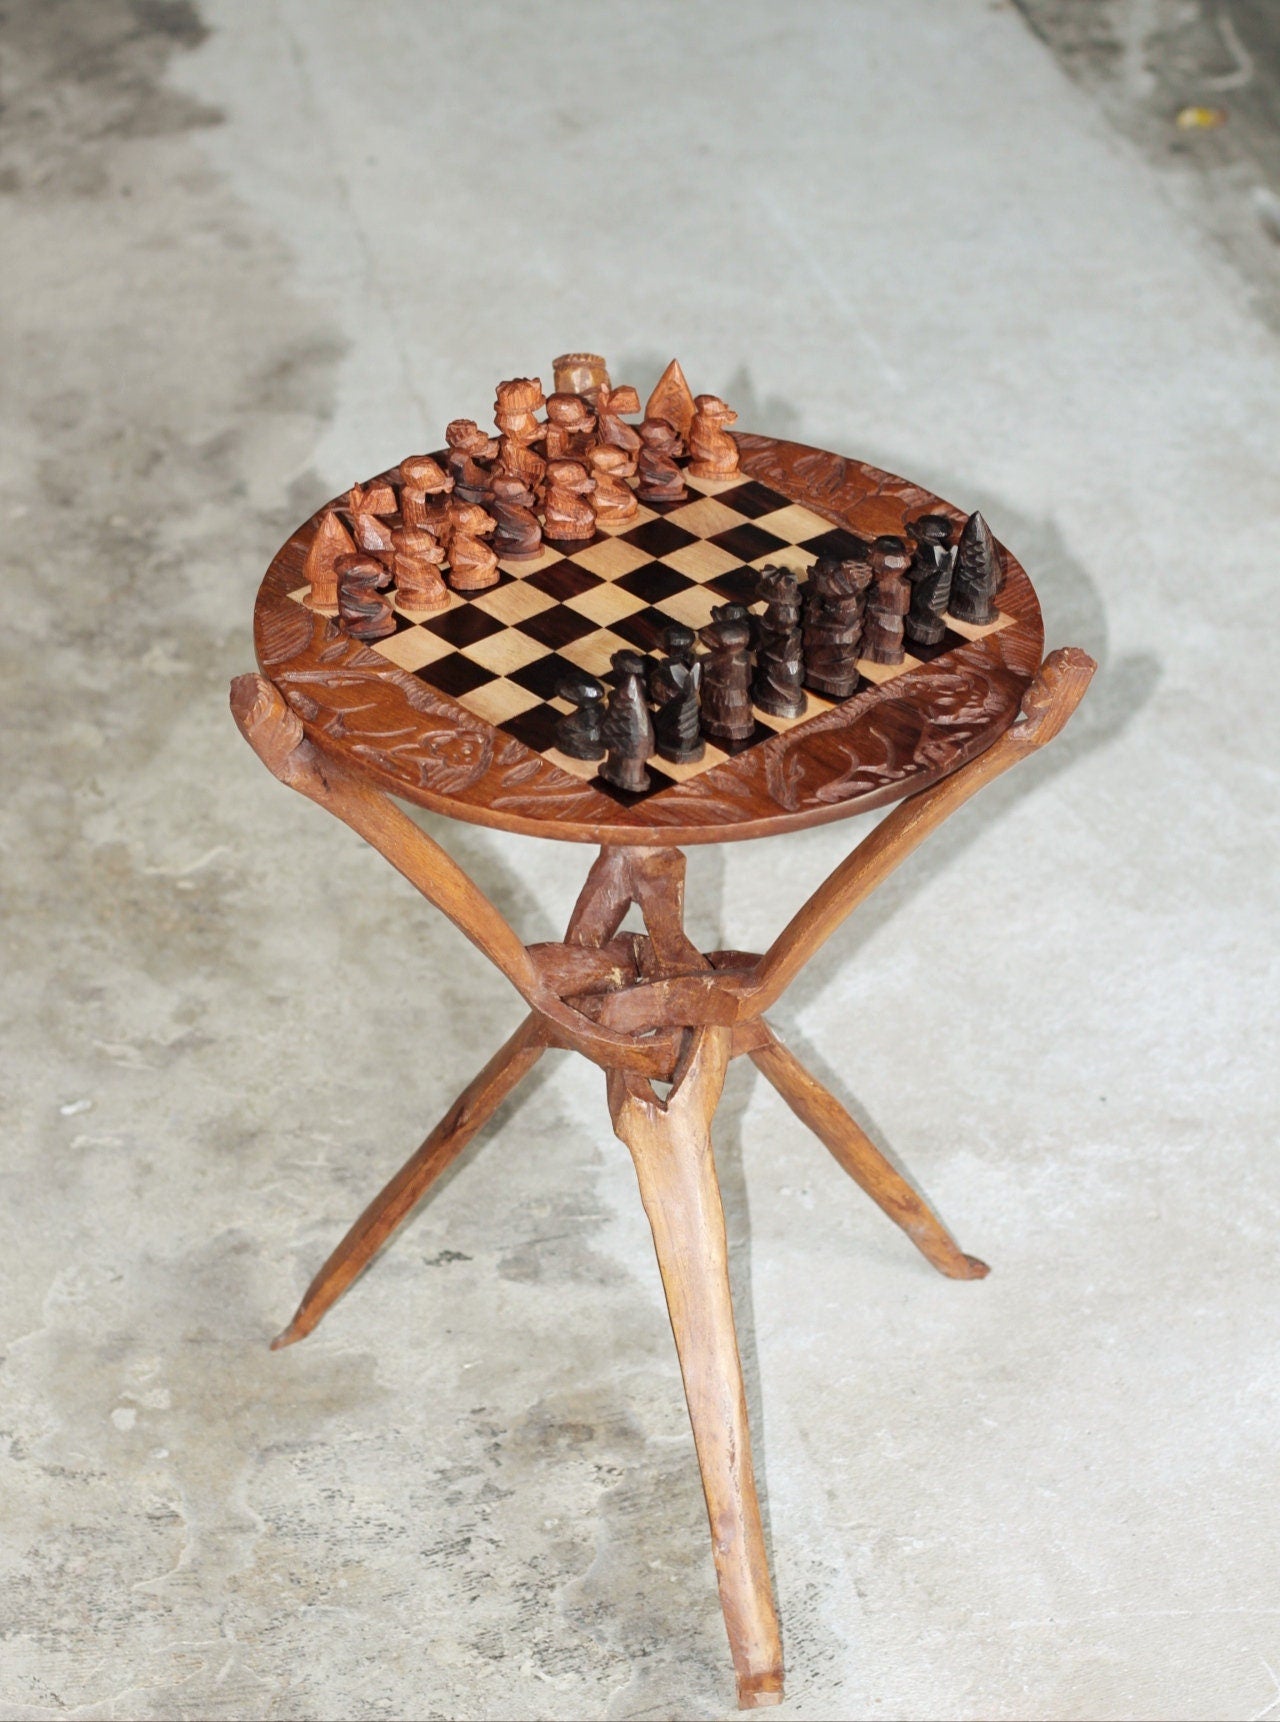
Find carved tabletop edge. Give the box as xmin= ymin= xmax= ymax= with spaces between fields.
xmin=252 ymin=435 xmax=1045 ymax=845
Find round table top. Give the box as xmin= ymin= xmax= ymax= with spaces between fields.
xmin=254 ymin=433 xmax=1044 ymax=845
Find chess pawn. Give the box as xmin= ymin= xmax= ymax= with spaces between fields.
xmin=752 ymin=566 xmax=806 ymax=719
xmin=687 ymin=394 xmax=741 ymax=479
xmin=444 ymin=501 xmax=499 ymax=591
xmin=543 ymin=459 xmax=596 ymax=541
xmin=392 ymin=525 xmax=449 ymax=613
xmin=303 ymin=508 xmax=355 ymax=613
xmin=488 ymin=472 xmax=543 ymax=561
xmin=336 ymin=552 xmax=396 ymax=641
xmin=543 ymin=392 xmax=597 ymax=462
xmin=698 ymin=614 xmax=755 ymax=742
xmin=601 ymin=650 xmax=656 ymax=794
xmin=398 ymin=455 xmax=454 ymax=534
xmin=802 ymin=555 xmax=870 ymax=699
xmin=950 ymin=510 xmax=1000 ymax=623
xmin=588 ymin=445 xmax=639 ymax=524
xmin=444 ymin=419 xmax=498 ymax=504
xmin=594 ymin=383 xmax=642 ymax=464
xmin=904 ymin=513 xmax=955 ymax=647
xmin=554 ymin=673 xmax=607 ymax=761
xmin=650 ymin=624 xmax=704 ymax=764
xmin=635 ymin=417 xmax=687 ymax=503
xmin=861 ymin=536 xmax=912 ymax=664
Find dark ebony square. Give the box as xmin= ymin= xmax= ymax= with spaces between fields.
xmin=801 ymin=526 xmax=869 ymax=561
xmin=709 ymin=522 xmax=786 ymax=563
xmin=591 ymin=763 xmax=677 ymax=806
xmin=516 ymin=604 xmax=600 ymax=650
xmin=622 ymin=516 xmax=697 ymax=558
xmin=545 ymin=528 xmax=606 ymax=555
xmin=707 ymin=567 xmax=763 ymax=607
xmin=509 ymin=650 xmax=581 ymax=701
xmin=389 ymin=609 xmax=418 ymax=634
xmin=617 ymin=560 xmax=694 ymax=604
xmin=423 ymin=604 xmax=507 ymax=648
xmin=709 ymin=480 xmax=791 ymax=519
xmin=712 ymin=720 xmax=776 ymax=757
xmin=611 ymin=606 xmax=673 ymax=654
xmin=905 ymin=626 xmax=966 ymax=663
xmin=526 ymin=559 xmax=602 ymax=601
xmin=413 ymin=654 xmax=492 ymax=698
xmin=499 ymin=703 xmax=563 ymax=754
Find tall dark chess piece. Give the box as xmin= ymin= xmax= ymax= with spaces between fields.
xmin=950 ymin=510 xmax=1000 ymax=623
xmin=636 ymin=418 xmax=687 ymax=503
xmin=555 ymin=673 xmax=606 ymax=761
xmin=698 ymin=613 xmax=755 ymax=742
xmin=601 ymin=650 xmax=655 ymax=793
xmin=336 ymin=552 xmax=396 ymax=641
xmin=904 ymin=514 xmax=955 ymax=647
xmin=650 ymin=624 xmax=704 ymax=765
xmin=752 ymin=566 xmax=806 ymax=719
xmin=802 ymin=555 xmax=870 ymax=699
xmin=489 ymin=472 xmax=542 ymax=561
xmin=862 ymin=536 xmax=912 ymax=665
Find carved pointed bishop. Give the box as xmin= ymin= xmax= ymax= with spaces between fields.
xmin=644 ymin=358 xmax=697 ymax=441
xmin=304 ymin=509 xmax=355 ymax=613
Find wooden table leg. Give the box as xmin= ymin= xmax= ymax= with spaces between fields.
xmin=272 ymin=1013 xmax=548 ymax=1348
xmin=749 ymin=1021 xmax=988 ymax=1280
xmin=608 ymin=1025 xmax=785 ymax=1710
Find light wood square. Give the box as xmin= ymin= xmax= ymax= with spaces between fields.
xmin=371 ymin=626 xmax=455 ymax=672
xmin=456 ymin=678 xmax=543 ymax=726
xmin=661 ymin=540 xmax=741 ymax=582
xmin=461 ymin=628 xmax=550 ymax=676
xmin=657 ymin=743 xmax=729 ymax=783
xmin=595 ymin=500 xmax=657 ymax=535
xmin=570 ymin=536 xmax=653 ymax=578
xmin=498 ymin=543 xmax=565 ymax=575
xmin=472 ymin=579 xmax=557 ymax=625
xmin=289 ymin=585 xmax=311 ymax=605
xmin=752 ymin=503 xmax=837 ymax=543
xmin=543 ymin=745 xmax=601 ymax=781
xmin=750 ymin=545 xmax=818 ymax=577
xmin=767 ymin=690 xmax=833 ymax=734
xmin=394 ymin=586 xmax=462 ymax=618
xmin=560 ymin=627 xmax=632 ymax=676
xmin=666 ymin=495 xmax=748 ymax=538
xmin=566 ymin=581 xmax=648 ymax=625
xmin=659 ymin=584 xmax=721 ymax=631
xmin=945 ymin=608 xmax=1014 ymax=641
xmin=685 ymin=469 xmax=748 ymax=496
xmin=857 ymin=652 xmax=922 ymax=685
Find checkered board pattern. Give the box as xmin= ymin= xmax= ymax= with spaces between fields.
xmin=292 ymin=465 xmax=1014 ymax=805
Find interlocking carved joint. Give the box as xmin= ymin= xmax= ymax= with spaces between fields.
xmin=230 ymin=643 xmax=1095 ymax=1711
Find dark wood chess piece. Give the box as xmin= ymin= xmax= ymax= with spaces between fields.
xmin=636 ymin=418 xmax=687 ymax=503
xmin=600 ymin=650 xmax=655 ymax=793
xmin=543 ymin=393 xmax=597 ymax=462
xmin=699 ymin=614 xmax=754 ymax=742
xmin=688 ymin=394 xmax=740 ymax=479
xmin=752 ymin=566 xmax=806 ymax=719
xmin=444 ymin=420 xmax=498 ymax=503
xmin=802 ymin=555 xmax=870 ymax=699
xmin=336 ymin=552 xmax=396 ymax=641
xmin=862 ymin=536 xmax=912 ymax=665
xmin=650 ymin=624 xmax=704 ymax=765
xmin=488 ymin=472 xmax=543 ymax=561
xmin=555 ymin=673 xmax=607 ymax=761
xmin=950 ymin=510 xmax=1000 ymax=623
xmin=543 ymin=459 xmax=596 ymax=541
xmin=905 ymin=514 xmax=955 ymax=647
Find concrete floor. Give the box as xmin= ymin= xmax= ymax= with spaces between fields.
xmin=2 ymin=2 xmax=1278 ymax=1718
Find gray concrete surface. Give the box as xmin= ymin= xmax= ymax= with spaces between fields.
xmin=2 ymin=3 xmax=1277 ymax=1718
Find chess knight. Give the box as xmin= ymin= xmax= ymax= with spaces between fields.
xmin=688 ymin=394 xmax=741 ymax=479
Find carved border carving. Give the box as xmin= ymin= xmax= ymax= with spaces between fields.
xmin=253 ymin=435 xmax=1044 ymax=844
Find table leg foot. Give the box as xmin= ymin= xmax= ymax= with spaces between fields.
xmin=749 ymin=1023 xmax=989 ymax=1281
xmin=271 ymin=1013 xmax=547 ymax=1348
xmin=608 ymin=1025 xmax=785 ymax=1710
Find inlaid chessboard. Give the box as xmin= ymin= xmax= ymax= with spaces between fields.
xmin=292 ymin=463 xmax=1014 ymax=805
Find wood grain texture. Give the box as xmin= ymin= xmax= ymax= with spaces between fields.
xmin=253 ymin=435 xmax=1045 ymax=845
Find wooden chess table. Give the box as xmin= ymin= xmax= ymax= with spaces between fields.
xmin=233 ymin=433 xmax=1094 ymax=1710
